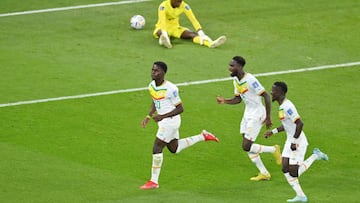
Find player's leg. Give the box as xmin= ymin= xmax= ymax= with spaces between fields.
xmin=285 ymin=165 xmax=308 ymax=202
xmin=177 ymin=27 xmax=213 ymax=47
xmin=167 ymin=130 xmax=219 ymax=154
xmin=242 ymin=119 xmax=275 ymax=180
xmin=243 ymin=140 xmax=272 ymax=180
xmin=283 ymin=144 xmax=308 ymax=202
xmin=209 ymin=35 xmax=227 ymax=48
xmin=140 ymin=137 xmax=166 ymax=189
xmin=246 ymin=140 xmax=271 ymax=180
xmin=298 ymin=148 xmax=328 ymax=176
xmin=154 ymin=27 xmax=172 ymax=48
xmin=185 ymin=29 xmax=226 ymax=48
xmin=140 ymin=125 xmax=173 ymax=189
xmin=150 ymin=138 xmax=167 ymax=184
xmin=246 ymin=118 xmax=282 ymax=165
xmin=251 ymin=143 xmax=282 ymax=165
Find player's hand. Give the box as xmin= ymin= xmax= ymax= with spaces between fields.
xmin=198 ymin=30 xmax=212 ymax=45
xmin=264 ymin=117 xmax=272 ymax=129
xmin=141 ymin=117 xmax=150 ymax=128
xmin=290 ymin=143 xmax=297 ymax=151
xmin=264 ymin=131 xmax=272 ymax=138
xmin=216 ymin=96 xmax=225 ymax=104
xmin=152 ymin=114 xmax=163 ymax=122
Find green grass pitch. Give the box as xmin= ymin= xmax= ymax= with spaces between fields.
xmin=0 ymin=0 xmax=359 ymax=202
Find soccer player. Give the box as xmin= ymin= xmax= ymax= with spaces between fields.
xmin=153 ymin=0 xmax=226 ymax=48
xmin=216 ymin=56 xmax=282 ymax=181
xmin=264 ymin=81 xmax=329 ymax=202
xmin=140 ymin=61 xmax=219 ymax=189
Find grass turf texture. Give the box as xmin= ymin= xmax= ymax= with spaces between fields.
xmin=0 ymin=0 xmax=359 ymax=202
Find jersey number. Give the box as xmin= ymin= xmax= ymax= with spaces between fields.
xmin=154 ymin=100 xmax=161 ymax=109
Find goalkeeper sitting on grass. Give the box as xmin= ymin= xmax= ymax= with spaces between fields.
xmin=153 ymin=0 xmax=226 ymax=48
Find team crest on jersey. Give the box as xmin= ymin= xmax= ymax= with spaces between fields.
xmin=278 ymin=109 xmax=285 ymax=120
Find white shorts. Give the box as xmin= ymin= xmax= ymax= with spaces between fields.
xmin=282 ymin=141 xmax=307 ymax=165
xmin=240 ymin=116 xmax=264 ymax=141
xmin=156 ymin=116 xmax=181 ymax=143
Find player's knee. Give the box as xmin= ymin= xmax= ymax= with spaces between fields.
xmin=289 ymin=169 xmax=299 ymax=177
xmin=156 ymin=29 xmax=162 ymax=37
xmin=282 ymin=165 xmax=289 ymax=173
xmin=242 ymin=144 xmax=251 ymax=152
xmin=169 ymin=148 xmax=177 ymax=153
xmin=242 ymin=140 xmax=252 ymax=152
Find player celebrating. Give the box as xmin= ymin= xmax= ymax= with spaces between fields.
xmin=140 ymin=61 xmax=219 ymax=190
xmin=264 ymin=81 xmax=329 ymax=202
xmin=153 ymin=0 xmax=226 ymax=48
xmin=217 ymin=56 xmax=282 ymax=181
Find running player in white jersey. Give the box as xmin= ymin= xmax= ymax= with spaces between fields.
xmin=264 ymin=81 xmax=329 ymax=202
xmin=140 ymin=61 xmax=219 ymax=190
xmin=217 ymin=56 xmax=282 ymax=181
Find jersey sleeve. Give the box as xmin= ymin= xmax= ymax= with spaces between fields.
xmin=157 ymin=3 xmax=168 ymax=30
xmin=285 ymin=103 xmax=301 ymax=123
xmin=249 ymin=75 xmax=266 ymax=95
xmin=169 ymin=85 xmax=182 ymax=106
xmin=183 ymin=3 xmax=202 ymax=31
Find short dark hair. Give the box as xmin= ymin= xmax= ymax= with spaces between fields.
xmin=274 ymin=81 xmax=288 ymax=94
xmin=154 ymin=61 xmax=167 ymax=73
xmin=232 ymin=56 xmax=246 ymax=67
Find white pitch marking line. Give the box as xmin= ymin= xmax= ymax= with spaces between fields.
xmin=0 ymin=61 xmax=359 ymax=108
xmin=0 ymin=0 xmax=152 ymax=18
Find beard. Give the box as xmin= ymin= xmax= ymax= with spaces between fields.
xmin=230 ymin=70 xmax=237 ymax=77
xmin=151 ymin=74 xmax=157 ymax=80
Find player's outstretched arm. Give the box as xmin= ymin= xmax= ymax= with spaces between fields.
xmin=217 ymin=95 xmax=242 ymax=104
xmin=141 ymin=102 xmax=156 ymax=128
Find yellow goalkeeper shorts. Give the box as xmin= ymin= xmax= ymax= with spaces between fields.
xmin=153 ymin=25 xmax=189 ymax=39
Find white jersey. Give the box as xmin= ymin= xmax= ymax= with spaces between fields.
xmin=233 ymin=73 xmax=266 ymax=118
xmin=148 ymin=80 xmax=181 ymax=124
xmin=279 ymin=99 xmax=308 ymax=146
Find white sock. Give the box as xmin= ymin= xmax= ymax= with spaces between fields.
xmin=176 ymin=134 xmax=204 ymax=153
xmin=284 ymin=172 xmax=306 ymax=197
xmin=298 ymin=154 xmax=317 ymax=176
xmin=248 ymin=152 xmax=269 ymax=175
xmin=150 ymin=153 xmax=163 ymax=184
xmin=250 ymin=143 xmax=275 ymax=153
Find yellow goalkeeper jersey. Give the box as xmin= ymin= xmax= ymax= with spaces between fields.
xmin=155 ymin=0 xmax=202 ymax=31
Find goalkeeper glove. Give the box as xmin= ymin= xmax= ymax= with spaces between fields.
xmin=197 ymin=30 xmax=212 ymax=45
